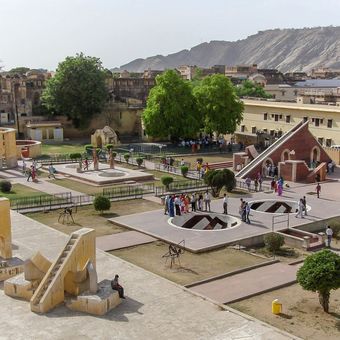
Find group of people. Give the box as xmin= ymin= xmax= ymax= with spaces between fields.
xmin=270 ymin=176 xmax=284 ymax=196
xmin=245 ymin=173 xmax=263 ymax=192
xmin=23 ymin=160 xmax=38 ymax=182
xmin=239 ymin=198 xmax=251 ymax=224
xmin=295 ymin=196 xmax=308 ymax=218
xmin=164 ymin=191 xmax=212 ymax=217
xmin=263 ymin=164 xmax=278 ymax=178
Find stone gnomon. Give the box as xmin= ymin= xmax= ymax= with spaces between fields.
xmin=2 ymin=199 xmax=121 ymax=315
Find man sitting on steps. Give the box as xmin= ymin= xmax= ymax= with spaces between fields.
xmin=111 ymin=274 xmax=126 ymax=299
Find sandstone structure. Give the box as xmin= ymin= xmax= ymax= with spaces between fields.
xmin=91 ymin=126 xmax=119 ymax=148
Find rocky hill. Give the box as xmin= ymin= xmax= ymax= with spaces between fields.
xmin=119 ymin=27 xmax=340 ymax=73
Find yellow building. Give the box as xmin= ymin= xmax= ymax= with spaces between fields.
xmin=236 ymin=99 xmax=340 ymax=147
xmin=0 ymin=127 xmax=17 ymax=168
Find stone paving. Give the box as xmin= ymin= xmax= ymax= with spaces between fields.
xmin=96 ymin=231 xmax=156 ymax=251
xmin=190 ymin=262 xmax=302 ymax=304
xmin=0 ymin=211 xmax=297 ymax=340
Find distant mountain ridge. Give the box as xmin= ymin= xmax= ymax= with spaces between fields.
xmin=119 ymin=27 xmax=340 ymax=73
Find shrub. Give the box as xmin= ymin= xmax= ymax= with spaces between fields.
xmin=329 ymin=221 xmax=340 ymax=239
xmin=0 ymin=180 xmax=12 ymax=193
xmin=203 ymin=169 xmax=236 ymax=197
xmin=161 ymin=176 xmax=174 ymax=189
xmin=136 ymin=157 xmax=144 ymax=167
xmin=93 ymin=195 xmax=111 ymax=214
xmin=106 ymin=144 xmax=114 ymax=150
xmin=264 ymin=233 xmax=285 ymax=252
xmin=124 ymin=153 xmax=130 ymax=163
xmin=69 ymin=153 xmax=82 ymax=160
xmin=84 ymin=144 xmax=93 ymax=151
xmin=181 ymin=165 xmax=189 ymax=177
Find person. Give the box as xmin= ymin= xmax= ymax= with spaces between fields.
xmin=325 ymin=226 xmax=333 ymax=247
xmin=254 ymin=178 xmax=258 ymax=192
xmin=164 ymin=195 xmax=169 ymax=215
xmin=184 ymin=195 xmax=190 ymax=213
xmin=168 ymin=196 xmax=175 ymax=217
xmin=174 ymin=195 xmax=181 ymax=216
xmin=84 ymin=158 xmax=89 ymax=171
xmin=302 ymin=196 xmax=307 ymax=216
xmin=190 ymin=193 xmax=196 ymax=212
xmin=223 ymin=193 xmax=228 ymax=214
xmin=258 ymin=175 xmax=263 ymax=191
xmin=204 ymin=190 xmax=211 ymax=212
xmin=277 ymin=178 xmax=283 ymax=196
xmin=239 ymin=198 xmax=246 ymax=221
xmin=245 ymin=177 xmax=251 ymax=191
xmin=316 ymin=182 xmax=321 ymax=198
xmin=180 ymin=158 xmax=185 ymax=166
xmin=48 ymin=163 xmax=56 ymax=179
xmin=26 ymin=166 xmax=32 ymax=182
xmin=111 ymin=274 xmax=125 ymax=299
xmin=198 ymin=193 xmax=203 ymax=211
xmin=327 ymin=161 xmax=333 ymax=174
xmin=22 ymin=159 xmax=27 ymax=174
xmin=295 ymin=198 xmax=304 ymax=218
xmin=245 ymin=202 xmax=251 ymax=224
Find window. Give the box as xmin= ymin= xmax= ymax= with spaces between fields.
xmin=303 ymin=116 xmax=308 ymax=122
xmin=270 ymin=129 xmax=275 ymax=136
xmin=326 ymin=138 xmax=332 ymax=147
xmin=281 ymin=91 xmax=285 ymax=96
xmin=286 ymin=115 xmax=291 ymax=123
xmin=252 ymin=126 xmax=257 ymax=134
xmin=279 ymin=115 xmax=282 ymax=119
xmin=315 ymin=118 xmax=320 ymax=127
xmin=274 ymin=114 xmax=279 ymax=122
xmin=263 ymin=113 xmax=268 ymax=120
xmin=294 ymin=90 xmax=298 ymax=96
xmin=327 ymin=119 xmax=333 ymax=128
xmin=240 ymin=125 xmax=245 ymax=132
xmin=318 ymin=137 xmax=324 ymax=145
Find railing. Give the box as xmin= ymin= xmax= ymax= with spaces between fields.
xmin=235 ymin=180 xmax=271 ymax=192
xmin=155 ymin=179 xmax=207 ymax=196
xmin=102 ymin=183 xmax=154 ymax=198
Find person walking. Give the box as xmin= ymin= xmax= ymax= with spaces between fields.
xmin=22 ymin=159 xmax=27 ymax=174
xmin=164 ymin=195 xmax=169 ymax=215
xmin=26 ymin=166 xmax=32 ymax=182
xmin=245 ymin=202 xmax=251 ymax=224
xmin=190 ymin=193 xmax=196 ymax=212
xmin=316 ymin=182 xmax=321 ymax=198
xmin=48 ymin=163 xmax=56 ymax=179
xmin=111 ymin=274 xmax=125 ymax=299
xmin=223 ymin=194 xmax=228 ymax=214
xmin=295 ymin=198 xmax=304 ymax=218
xmin=239 ymin=198 xmax=246 ymax=222
xmin=198 ymin=193 xmax=203 ymax=211
xmin=168 ymin=196 xmax=175 ymax=217
xmin=204 ymin=190 xmax=211 ymax=212
xmin=326 ymin=226 xmax=333 ymax=247
xmin=302 ymin=196 xmax=307 ymax=216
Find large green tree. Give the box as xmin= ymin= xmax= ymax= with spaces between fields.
xmin=41 ymin=53 xmax=107 ymax=128
xmin=193 ymin=74 xmax=243 ymax=135
xmin=142 ymin=70 xmax=201 ymax=139
xmin=203 ymin=169 xmax=236 ymax=197
xmin=236 ymin=80 xmax=272 ymax=98
xmin=297 ymin=249 xmax=340 ymax=313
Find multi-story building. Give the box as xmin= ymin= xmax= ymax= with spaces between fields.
xmin=235 ymin=99 xmax=340 ymax=147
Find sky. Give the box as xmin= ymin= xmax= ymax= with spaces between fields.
xmin=1 ymin=0 xmax=340 ymax=71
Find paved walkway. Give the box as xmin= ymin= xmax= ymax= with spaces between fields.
xmin=190 ymin=262 xmax=301 ymax=304
xmin=96 ymin=231 xmax=156 ymax=251
xmin=0 ymin=211 xmax=297 ymax=340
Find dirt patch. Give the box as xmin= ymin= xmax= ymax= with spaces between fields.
xmin=26 ymin=199 xmax=161 ymax=237
xmin=111 ymin=243 xmax=267 ymax=285
xmin=230 ymin=284 xmax=340 ymax=340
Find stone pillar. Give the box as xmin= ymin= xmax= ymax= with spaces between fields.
xmin=109 ymin=150 xmax=114 ymax=169
xmin=92 ymin=148 xmax=99 ymax=171
xmin=302 ymin=236 xmax=311 ymax=249
xmin=0 ymin=198 xmax=12 ymax=259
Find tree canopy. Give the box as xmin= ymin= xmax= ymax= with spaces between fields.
xmin=41 ymin=53 xmax=107 ymax=128
xmin=203 ymin=169 xmax=236 ymax=197
xmin=8 ymin=67 xmax=30 ymax=75
xmin=297 ymin=249 xmax=340 ymax=312
xmin=193 ymin=74 xmax=243 ymax=135
xmin=236 ymin=80 xmax=272 ymax=98
xmin=142 ymin=70 xmax=201 ymax=139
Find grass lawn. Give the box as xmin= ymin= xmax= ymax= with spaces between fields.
xmin=41 ymin=143 xmax=86 ymax=155
xmin=0 ymin=183 xmax=46 ymax=199
xmin=174 ymin=154 xmax=233 ymax=169
xmin=111 ymin=243 xmax=268 ymax=286
xmin=26 ymin=199 xmax=161 ymax=237
xmin=46 ymin=178 xmax=108 ymax=195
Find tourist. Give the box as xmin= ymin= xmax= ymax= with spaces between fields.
xmin=180 ymin=158 xmax=185 ymax=166
xmin=22 ymin=159 xmax=27 ymax=174
xmin=31 ymin=165 xmax=37 ymax=182
xmin=164 ymin=195 xmax=169 ymax=215
xmin=184 ymin=195 xmax=190 ymax=213
xmin=302 ymin=196 xmax=307 ymax=216
xmin=254 ymin=178 xmax=258 ymax=192
xmin=26 ymin=166 xmax=32 ymax=182
xmin=331 ymin=160 xmax=336 ymax=173
xmin=245 ymin=202 xmax=251 ymax=224
xmin=190 ymin=193 xmax=196 ymax=212
xmin=198 ymin=193 xmax=203 ymax=211
xmin=84 ymin=158 xmax=89 ymax=171
xmin=223 ymin=193 xmax=228 ymax=214
xmin=327 ymin=161 xmax=333 ymax=174
xmin=295 ymin=198 xmax=304 ymax=218
xmin=111 ymin=274 xmax=125 ymax=299
xmin=316 ymin=182 xmax=321 ymax=198
xmin=277 ymin=177 xmax=283 ymax=196
xmin=204 ymin=190 xmax=211 ymax=212
xmin=239 ymin=198 xmax=246 ymax=221
xmin=258 ymin=175 xmax=263 ymax=191
xmin=168 ymin=196 xmax=175 ymax=217
xmin=326 ymin=226 xmax=333 ymax=247
xmin=48 ymin=163 xmax=56 ymax=179
xmin=245 ymin=177 xmax=251 ymax=191
xmin=174 ymin=195 xmax=181 ymax=216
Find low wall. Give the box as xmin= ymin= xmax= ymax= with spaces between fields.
xmin=16 ymin=140 xmax=42 ymax=158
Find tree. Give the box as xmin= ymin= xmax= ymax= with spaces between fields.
xmin=236 ymin=80 xmax=272 ymax=98
xmin=93 ymin=195 xmax=111 ymax=214
xmin=203 ymin=169 xmax=236 ymax=197
xmin=142 ymin=70 xmax=201 ymax=139
xmin=297 ymin=249 xmax=340 ymax=313
xmin=41 ymin=53 xmax=107 ymax=128
xmin=264 ymin=233 xmax=285 ymax=252
xmin=181 ymin=165 xmax=189 ymax=177
xmin=193 ymin=74 xmax=243 ymax=135
xmin=8 ymin=67 xmax=30 ymax=75
xmin=161 ymin=176 xmax=174 ymax=190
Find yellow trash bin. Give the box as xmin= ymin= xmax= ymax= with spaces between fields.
xmin=272 ymin=299 xmax=282 ymax=315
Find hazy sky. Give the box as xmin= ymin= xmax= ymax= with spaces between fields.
xmin=1 ymin=0 xmax=340 ymax=71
